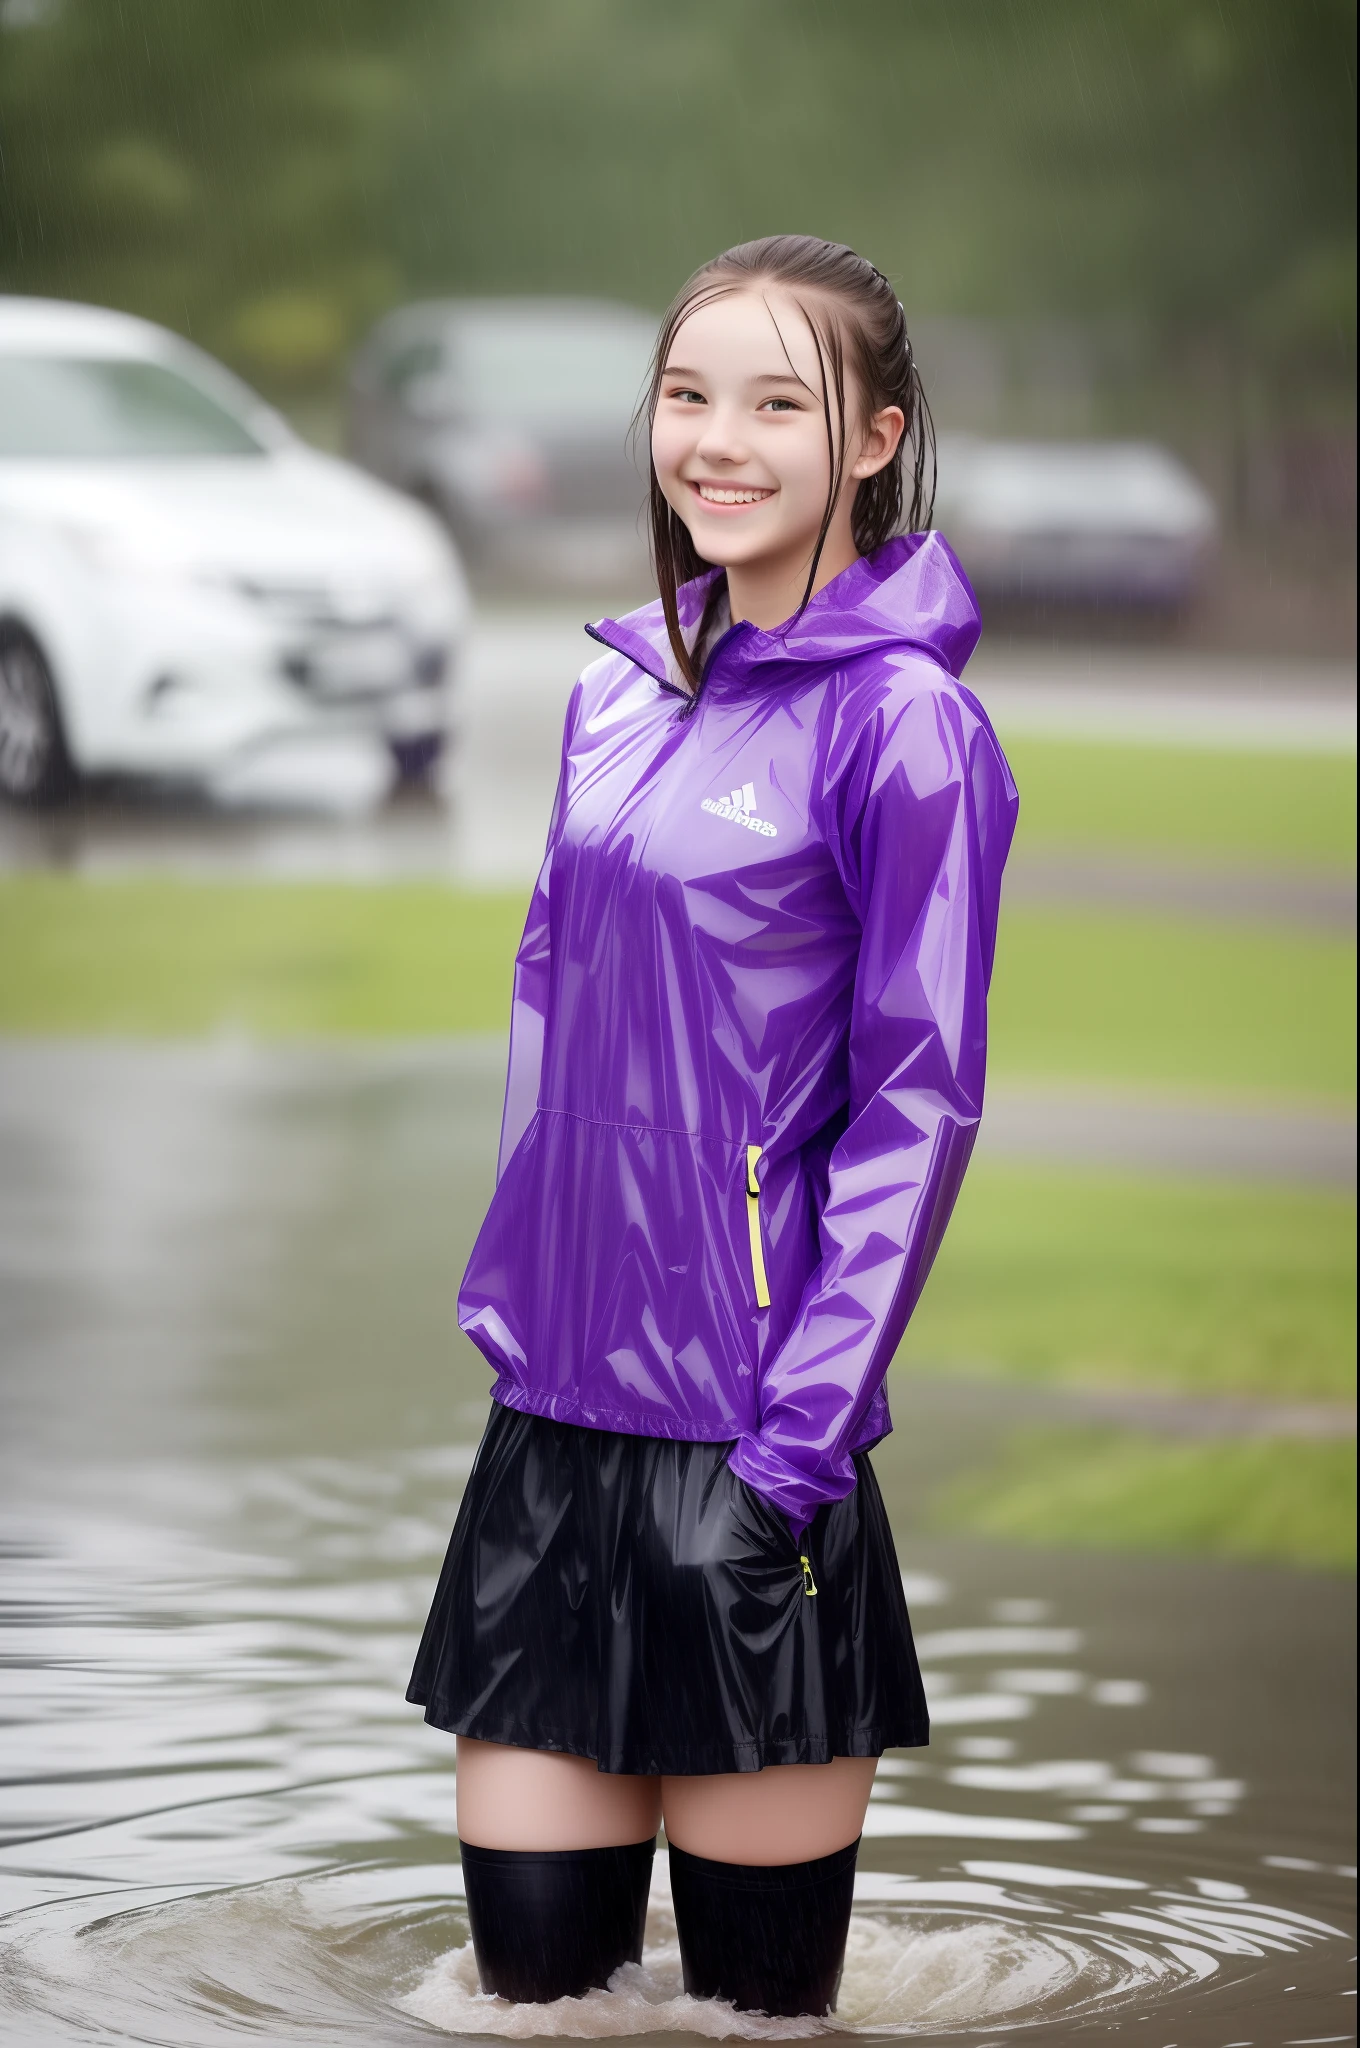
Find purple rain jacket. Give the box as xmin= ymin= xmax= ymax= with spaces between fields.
xmin=459 ymin=532 xmax=1019 ymax=1535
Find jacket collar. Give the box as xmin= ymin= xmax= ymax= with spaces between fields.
xmin=586 ymin=532 xmax=982 ymax=696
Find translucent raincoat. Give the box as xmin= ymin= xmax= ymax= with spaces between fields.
xmin=459 ymin=533 xmax=1018 ymax=1533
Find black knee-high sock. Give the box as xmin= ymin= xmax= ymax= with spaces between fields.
xmin=459 ymin=1838 xmax=655 ymax=2002
xmin=668 ymin=1837 xmax=859 ymax=2017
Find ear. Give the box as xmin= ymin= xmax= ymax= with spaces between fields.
xmin=850 ymin=405 xmax=906 ymax=481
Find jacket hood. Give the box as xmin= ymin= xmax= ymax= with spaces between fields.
xmin=588 ymin=531 xmax=982 ymax=694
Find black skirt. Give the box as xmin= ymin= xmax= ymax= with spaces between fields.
xmin=407 ymin=1402 xmax=929 ymax=1776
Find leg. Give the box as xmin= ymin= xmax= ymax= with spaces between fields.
xmin=661 ymin=1759 xmax=876 ymax=2016
xmin=456 ymin=1735 xmax=662 ymax=1849
xmin=661 ymin=1755 xmax=876 ymax=1865
xmin=456 ymin=1738 xmax=662 ymax=2001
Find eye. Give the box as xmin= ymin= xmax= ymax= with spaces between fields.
xmin=665 ymin=385 xmax=706 ymax=405
xmin=760 ymin=397 xmax=800 ymax=413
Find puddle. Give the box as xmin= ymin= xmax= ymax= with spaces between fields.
xmin=399 ymin=1856 xmax=1351 ymax=2038
xmin=10 ymin=1850 xmax=1340 ymax=2044
xmin=0 ymin=1042 xmax=1354 ymax=2044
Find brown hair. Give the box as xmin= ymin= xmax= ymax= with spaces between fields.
xmin=636 ymin=234 xmax=936 ymax=699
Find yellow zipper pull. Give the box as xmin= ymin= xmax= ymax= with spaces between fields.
xmin=800 ymin=1553 xmax=819 ymax=1597
xmin=745 ymin=1144 xmax=771 ymax=1309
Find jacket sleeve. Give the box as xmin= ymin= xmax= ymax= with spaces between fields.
xmin=728 ymin=676 xmax=1018 ymax=1532
xmin=495 ymin=680 xmax=581 ymax=1181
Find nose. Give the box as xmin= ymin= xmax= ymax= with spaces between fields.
xmin=693 ymin=401 xmax=752 ymax=470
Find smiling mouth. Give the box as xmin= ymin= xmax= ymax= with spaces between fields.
xmin=690 ymin=482 xmax=775 ymax=507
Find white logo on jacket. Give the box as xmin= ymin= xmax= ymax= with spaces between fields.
xmin=701 ymin=782 xmax=778 ymax=838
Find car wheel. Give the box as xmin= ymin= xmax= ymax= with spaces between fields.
xmin=0 ymin=622 xmax=75 ymax=805
xmin=388 ymin=733 xmax=446 ymax=786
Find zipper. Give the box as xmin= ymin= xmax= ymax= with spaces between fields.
xmin=745 ymin=1144 xmax=771 ymax=1309
xmin=800 ymin=1552 xmax=819 ymax=1597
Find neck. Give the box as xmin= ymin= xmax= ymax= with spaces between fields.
xmin=725 ymin=519 xmax=860 ymax=631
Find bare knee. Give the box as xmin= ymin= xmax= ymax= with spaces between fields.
xmin=661 ymin=1756 xmax=877 ymax=1865
xmin=455 ymin=1735 xmax=662 ymax=1851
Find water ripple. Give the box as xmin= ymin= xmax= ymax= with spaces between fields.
xmin=0 ymin=1453 xmax=1354 ymax=2043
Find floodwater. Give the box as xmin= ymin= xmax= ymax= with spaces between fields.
xmin=0 ymin=1040 xmax=1354 ymax=2045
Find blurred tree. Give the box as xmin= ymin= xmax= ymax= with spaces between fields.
xmin=0 ymin=0 xmax=1353 ymax=494
xmin=0 ymin=0 xmax=427 ymax=380
xmin=383 ymin=0 xmax=1355 ymax=358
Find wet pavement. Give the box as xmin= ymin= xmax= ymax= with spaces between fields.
xmin=0 ymin=1039 xmax=1354 ymax=2045
xmin=1 ymin=617 xmax=1354 ymax=1189
xmin=1001 ymin=854 xmax=1355 ymax=934
xmin=0 ymin=614 xmax=1355 ymax=895
xmin=977 ymin=1086 xmax=1356 ymax=1187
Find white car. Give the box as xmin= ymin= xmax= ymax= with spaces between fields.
xmin=0 ymin=297 xmax=469 ymax=803
xmin=935 ymin=436 xmax=1218 ymax=609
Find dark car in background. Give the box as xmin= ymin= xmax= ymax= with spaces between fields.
xmin=346 ymin=297 xmax=655 ymax=591
xmin=935 ymin=435 xmax=1218 ymax=612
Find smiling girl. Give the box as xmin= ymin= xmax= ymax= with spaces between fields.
xmin=408 ymin=236 xmax=1018 ymax=2018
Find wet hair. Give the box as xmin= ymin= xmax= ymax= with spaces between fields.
xmin=636 ymin=234 xmax=936 ymax=698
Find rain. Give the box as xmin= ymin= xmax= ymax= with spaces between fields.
xmin=0 ymin=3 xmax=1355 ymax=2042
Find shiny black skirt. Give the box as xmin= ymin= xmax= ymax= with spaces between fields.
xmin=406 ymin=1402 xmax=928 ymax=1776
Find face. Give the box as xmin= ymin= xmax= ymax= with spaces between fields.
xmin=650 ymin=285 xmax=900 ymax=580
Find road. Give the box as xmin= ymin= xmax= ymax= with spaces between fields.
xmin=0 ymin=613 xmax=1353 ymax=1187
xmin=0 ymin=609 xmax=1353 ymax=892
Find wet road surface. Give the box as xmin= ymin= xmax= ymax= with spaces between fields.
xmin=1001 ymin=853 xmax=1355 ymax=933
xmin=1 ymin=619 xmax=1353 ymax=1189
xmin=0 ymin=1040 xmax=1354 ymax=2044
xmin=0 ymin=615 xmax=1354 ymax=899
xmin=978 ymin=1085 xmax=1356 ymax=1187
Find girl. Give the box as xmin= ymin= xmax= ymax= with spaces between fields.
xmin=408 ymin=235 xmax=1018 ymax=2018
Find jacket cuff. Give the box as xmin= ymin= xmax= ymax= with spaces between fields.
xmin=727 ymin=1434 xmax=854 ymax=1541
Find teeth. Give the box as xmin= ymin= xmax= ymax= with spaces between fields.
xmin=697 ymin=485 xmax=771 ymax=505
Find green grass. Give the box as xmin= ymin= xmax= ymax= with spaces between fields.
xmin=1 ymin=881 xmax=1354 ymax=1108
xmin=902 ymin=1162 xmax=1357 ymax=1401
xmin=0 ymin=876 xmax=529 ymax=1037
xmin=990 ymin=907 xmax=1355 ymax=1102
xmin=4 ymin=870 xmax=1354 ymax=1574
xmin=1000 ymin=739 xmax=1357 ymax=869
xmin=931 ymin=1429 xmax=1357 ymax=1573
